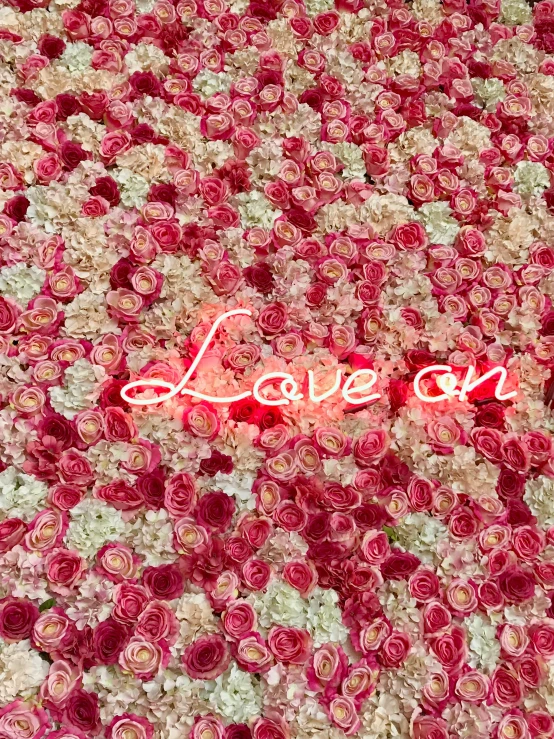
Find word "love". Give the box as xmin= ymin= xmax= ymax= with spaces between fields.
xmin=120 ymin=309 xmax=517 ymax=408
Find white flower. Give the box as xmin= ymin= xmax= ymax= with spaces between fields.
xmin=322 ymin=142 xmax=366 ymax=180
xmin=193 ymin=70 xmax=232 ymax=98
xmin=66 ymin=498 xmax=125 ymax=559
xmin=112 ymin=167 xmax=150 ymax=208
xmin=395 ymin=513 xmax=449 ymax=566
xmin=500 ymin=0 xmax=532 ymax=25
xmin=0 ymin=639 xmax=49 ymax=705
xmin=473 ymin=78 xmax=506 ymax=110
xmin=417 ymin=203 xmax=460 ymax=245
xmin=236 ymin=191 xmax=281 ymax=229
xmin=465 ymin=613 xmax=501 ymax=674
xmin=248 ymin=579 xmax=308 ymax=631
xmin=59 ymin=41 xmax=93 ymax=73
xmin=303 ymin=0 xmax=334 ymax=15
xmin=49 ymin=358 xmax=106 ymax=419
xmin=306 ymin=587 xmax=349 ymax=648
xmin=525 ymin=477 xmax=554 ymax=527
xmin=0 ymin=467 xmax=48 ymax=522
xmin=203 ymin=663 xmax=262 ymax=723
xmin=514 ymin=160 xmax=550 ymax=197
xmin=123 ymin=509 xmax=177 ymax=566
xmin=0 ymin=263 xmax=45 ymax=306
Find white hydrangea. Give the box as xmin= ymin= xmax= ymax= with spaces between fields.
xmin=248 ymin=579 xmax=308 ymax=631
xmin=304 ymin=0 xmax=334 ymax=15
xmin=0 ymin=467 xmax=48 ymax=522
xmin=465 ymin=613 xmax=501 ymax=674
xmin=236 ymin=191 xmax=281 ymax=230
xmin=66 ymin=498 xmax=125 ymax=559
xmin=500 ymin=0 xmax=532 ymax=25
xmin=212 ymin=471 xmax=256 ymax=512
xmin=124 ymin=43 xmax=169 ymax=76
xmin=0 ymin=639 xmax=49 ymax=705
xmin=49 ymin=358 xmax=105 ymax=419
xmin=59 ymin=41 xmax=93 ymax=72
xmin=524 ymin=477 xmax=554 ymax=527
xmin=306 ymin=587 xmax=349 ymax=648
xmin=514 ymin=160 xmax=551 ymax=197
xmin=417 ymin=202 xmax=460 ymax=245
xmin=0 ymin=263 xmax=45 ymax=306
xmin=203 ymin=663 xmax=262 ymax=723
xmin=473 ymin=78 xmax=506 ymax=110
xmin=112 ymin=168 xmax=150 ymax=208
xmin=322 ymin=142 xmax=366 ymax=180
xmin=123 ymin=509 xmax=177 ymax=566
xmin=193 ymin=70 xmax=232 ymax=98
xmin=395 ymin=513 xmax=449 ymax=566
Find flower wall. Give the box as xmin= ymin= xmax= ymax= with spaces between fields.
xmin=2 ymin=0 xmax=554 ymax=738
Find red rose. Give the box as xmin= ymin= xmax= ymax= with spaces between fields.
xmin=196 ymin=491 xmax=235 ymax=533
xmin=142 ymin=564 xmax=184 ymax=601
xmin=268 ymin=626 xmax=312 ymax=664
xmin=92 ymin=618 xmax=130 ymax=665
xmin=222 ymin=601 xmax=257 ymax=639
xmin=182 ymin=634 xmax=230 ymax=679
xmin=430 ymin=626 xmax=467 ymax=673
xmin=0 ymin=598 xmax=39 ymax=641
xmin=313 ymin=11 xmax=340 ymax=35
xmin=499 ymin=566 xmax=536 ymax=604
xmin=242 ymin=559 xmax=272 ymax=590
xmin=95 ymin=480 xmax=144 ymax=512
xmin=104 ymin=407 xmax=137 ymax=443
xmin=380 ymin=551 xmax=420 ymax=580
xmin=491 ymin=665 xmax=522 ymax=708
xmin=112 ymin=583 xmax=149 ymax=624
xmin=37 ymin=34 xmax=66 ymax=59
xmin=63 ymin=689 xmax=100 ymax=734
xmin=0 ymin=297 xmax=20 ymax=334
xmin=497 ymin=468 xmax=525 ymax=499
xmin=379 ymin=631 xmax=411 ymax=668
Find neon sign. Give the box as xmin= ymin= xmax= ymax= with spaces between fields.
xmin=120 ymin=309 xmax=517 ymax=408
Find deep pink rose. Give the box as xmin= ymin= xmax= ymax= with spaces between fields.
xmin=354 ymin=430 xmax=389 ymax=467
xmin=0 ymin=598 xmax=39 ymax=642
xmin=268 ymin=626 xmax=312 ymax=664
xmin=182 ymin=635 xmax=230 ymax=680
xmin=142 ymin=564 xmax=184 ymax=601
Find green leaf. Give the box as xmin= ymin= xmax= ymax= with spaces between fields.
xmin=39 ymin=598 xmax=55 ymax=613
xmin=383 ymin=525 xmax=399 ymax=543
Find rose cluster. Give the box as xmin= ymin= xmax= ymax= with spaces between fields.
xmin=2 ymin=0 xmax=554 ymax=737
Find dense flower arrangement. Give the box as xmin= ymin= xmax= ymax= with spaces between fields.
xmin=3 ymin=0 xmax=554 ymax=736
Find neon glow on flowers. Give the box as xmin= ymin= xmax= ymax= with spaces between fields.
xmin=121 ymin=308 xmax=519 ymax=406
xmin=4 ymin=0 xmax=554 ymax=737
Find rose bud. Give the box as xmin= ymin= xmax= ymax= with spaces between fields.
xmin=106 ymin=714 xmax=154 ymax=739
xmin=182 ymin=634 xmax=231 ymax=680
xmin=119 ymin=637 xmax=167 ymax=680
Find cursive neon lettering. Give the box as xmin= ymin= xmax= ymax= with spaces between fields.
xmin=342 ymin=370 xmax=381 ymax=405
xmin=253 ymin=373 xmax=303 ymax=406
xmin=307 ymin=369 xmax=342 ymax=403
xmin=121 ymin=311 xmax=518 ymax=409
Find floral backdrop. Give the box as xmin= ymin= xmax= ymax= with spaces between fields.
xmin=3 ymin=0 xmax=554 ymax=737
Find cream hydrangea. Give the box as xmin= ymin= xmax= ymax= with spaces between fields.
xmin=193 ymin=70 xmax=232 ymax=97
xmin=236 ymin=191 xmax=281 ymax=229
xmin=59 ymin=41 xmax=93 ymax=73
xmin=417 ymin=203 xmax=460 ymax=245
xmin=112 ymin=167 xmax=150 ymax=208
xmin=123 ymin=509 xmax=177 ymax=566
xmin=524 ymin=477 xmax=554 ymax=527
xmin=500 ymin=0 xmax=532 ymax=25
xmin=395 ymin=513 xmax=449 ymax=566
xmin=514 ymin=160 xmax=551 ymax=197
xmin=65 ymin=498 xmax=125 ymax=559
xmin=306 ymin=587 xmax=349 ymax=647
xmin=0 ymin=263 xmax=45 ymax=305
xmin=0 ymin=639 xmax=49 ymax=704
xmin=203 ymin=663 xmax=262 ymax=723
xmin=249 ymin=579 xmax=309 ymax=631
xmin=465 ymin=613 xmax=501 ymax=673
xmin=50 ymin=358 xmax=106 ymax=419
xmin=0 ymin=467 xmax=48 ymax=521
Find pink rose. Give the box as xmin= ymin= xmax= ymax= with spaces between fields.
xmin=106 ymin=715 xmax=154 ymax=739
xmin=45 ymin=549 xmax=86 ymax=595
xmin=118 ymin=637 xmax=167 ymax=679
xmin=268 ymin=626 xmax=312 ymax=664
xmin=353 ymin=430 xmax=389 ymax=467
